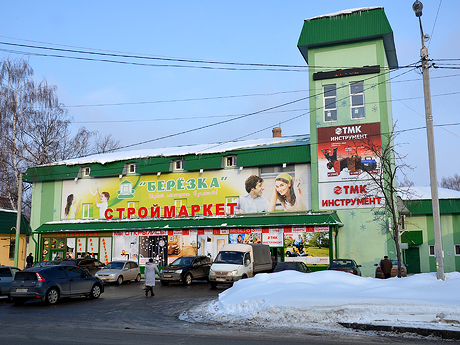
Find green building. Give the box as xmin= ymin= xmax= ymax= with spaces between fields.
xmin=23 ymin=7 xmax=459 ymax=277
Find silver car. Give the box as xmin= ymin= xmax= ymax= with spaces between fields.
xmin=95 ymin=260 xmax=141 ymax=285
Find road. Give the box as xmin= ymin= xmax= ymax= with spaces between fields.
xmin=0 ymin=279 xmax=450 ymax=344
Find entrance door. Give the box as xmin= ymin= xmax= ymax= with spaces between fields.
xmin=405 ymin=247 xmax=421 ymax=274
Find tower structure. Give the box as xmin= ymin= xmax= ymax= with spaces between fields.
xmin=298 ymin=7 xmax=398 ymax=275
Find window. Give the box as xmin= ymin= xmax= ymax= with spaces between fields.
xmin=173 ymin=160 xmax=184 ymax=171
xmin=455 ymin=244 xmax=460 ymax=256
xmin=82 ymin=204 xmax=91 ymax=219
xmin=429 ymin=245 xmax=435 ymax=256
xmin=225 ymin=156 xmax=237 ymax=167
xmin=350 ymin=81 xmax=365 ymax=119
xmin=323 ymin=85 xmax=337 ymax=122
xmin=259 ymin=164 xmax=295 ymax=179
xmin=83 ymin=167 xmax=91 ymax=176
xmin=9 ymin=239 xmax=15 ymax=260
xmin=128 ymin=163 xmax=136 ymax=174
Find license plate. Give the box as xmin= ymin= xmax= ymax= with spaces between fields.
xmin=163 ymin=275 xmax=172 ymax=278
xmin=216 ymin=278 xmax=226 ymax=282
xmin=16 ymin=288 xmax=28 ymax=293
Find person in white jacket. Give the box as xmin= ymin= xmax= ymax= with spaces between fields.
xmin=144 ymin=258 xmax=160 ymax=297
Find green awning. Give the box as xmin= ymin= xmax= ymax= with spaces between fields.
xmin=34 ymin=212 xmax=342 ymax=233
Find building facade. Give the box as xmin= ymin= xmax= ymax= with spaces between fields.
xmin=0 ymin=209 xmax=32 ymax=268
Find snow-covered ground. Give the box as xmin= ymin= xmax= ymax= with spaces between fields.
xmin=180 ymin=271 xmax=460 ymax=333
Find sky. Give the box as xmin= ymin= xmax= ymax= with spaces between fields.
xmin=181 ymin=270 xmax=460 ymax=334
xmin=1 ymin=1 xmax=459 ymax=187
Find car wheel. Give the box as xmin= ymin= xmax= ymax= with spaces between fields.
xmin=160 ymin=280 xmax=169 ymax=286
xmin=183 ymin=273 xmax=193 ymax=286
xmin=90 ymin=284 xmax=102 ymax=299
xmin=13 ymin=298 xmax=26 ymax=305
xmin=135 ymin=274 xmax=141 ymax=282
xmin=117 ymin=275 xmax=123 ymax=285
xmin=45 ymin=288 xmax=59 ymax=305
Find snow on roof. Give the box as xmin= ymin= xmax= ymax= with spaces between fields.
xmin=307 ymin=7 xmax=382 ymax=21
xmin=0 ymin=208 xmax=17 ymax=214
xmin=400 ymin=186 xmax=460 ymax=200
xmin=54 ymin=135 xmax=310 ymax=166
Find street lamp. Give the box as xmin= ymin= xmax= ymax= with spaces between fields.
xmin=412 ymin=1 xmax=445 ymax=280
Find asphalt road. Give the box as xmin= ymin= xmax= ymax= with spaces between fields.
xmin=0 ymin=279 xmax=451 ymax=344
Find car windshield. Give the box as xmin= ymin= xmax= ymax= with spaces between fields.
xmin=170 ymin=257 xmax=193 ymax=267
xmin=330 ymin=260 xmax=353 ymax=268
xmin=274 ymin=263 xmax=296 ymax=271
xmin=104 ymin=262 xmax=125 ymax=269
xmin=214 ymin=251 xmax=244 ymax=265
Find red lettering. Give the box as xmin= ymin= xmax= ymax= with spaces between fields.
xmin=164 ymin=206 xmax=175 ymax=218
xmin=116 ymin=208 xmax=125 ymax=219
xmin=178 ymin=205 xmax=189 ymax=217
xmin=127 ymin=207 xmax=136 ymax=219
xmin=216 ymin=203 xmax=225 ymax=215
xmin=105 ymin=208 xmax=113 ymax=219
xmin=138 ymin=207 xmax=148 ymax=218
xmin=360 ymin=185 xmax=367 ymax=193
xmin=191 ymin=205 xmax=201 ymax=216
xmin=344 ymin=186 xmax=349 ymax=194
xmin=151 ymin=206 xmax=160 ymax=218
xmin=227 ymin=202 xmax=237 ymax=215
xmin=203 ymin=204 xmax=213 ymax=216
xmin=350 ymin=186 xmax=359 ymax=194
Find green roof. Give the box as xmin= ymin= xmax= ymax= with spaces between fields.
xmin=298 ymin=7 xmax=398 ymax=68
xmin=404 ymin=199 xmax=460 ymax=216
xmin=0 ymin=209 xmax=32 ymax=235
xmin=34 ymin=212 xmax=342 ymax=233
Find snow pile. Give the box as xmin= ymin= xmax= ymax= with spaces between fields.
xmin=181 ymin=271 xmax=460 ymax=331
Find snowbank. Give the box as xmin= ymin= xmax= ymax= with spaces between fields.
xmin=181 ymin=271 xmax=460 ymax=332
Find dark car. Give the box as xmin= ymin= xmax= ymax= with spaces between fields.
xmin=0 ymin=266 xmax=21 ymax=297
xmin=33 ymin=261 xmax=61 ymax=268
xmin=327 ymin=259 xmax=362 ymax=276
xmin=159 ymin=256 xmax=212 ymax=285
xmin=273 ymin=261 xmax=311 ymax=273
xmin=60 ymin=258 xmax=105 ymax=275
xmin=10 ymin=265 xmax=104 ymax=305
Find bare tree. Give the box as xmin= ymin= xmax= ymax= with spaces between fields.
xmin=93 ymin=133 xmax=121 ymax=154
xmin=349 ymin=126 xmax=413 ymax=278
xmin=0 ymin=58 xmax=117 ymax=214
xmin=440 ymin=174 xmax=460 ymax=191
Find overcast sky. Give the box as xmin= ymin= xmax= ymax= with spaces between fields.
xmin=1 ymin=1 xmax=458 ymax=187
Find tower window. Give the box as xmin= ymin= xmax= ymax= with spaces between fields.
xmin=323 ymin=85 xmax=337 ymax=122
xmin=350 ymin=81 xmax=365 ymax=119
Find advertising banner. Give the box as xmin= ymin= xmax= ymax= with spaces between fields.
xmin=319 ymin=180 xmax=384 ymax=210
xmin=61 ymin=165 xmax=310 ymax=220
xmin=317 ymin=123 xmax=381 ymax=182
xmin=283 ymin=226 xmax=330 ymax=265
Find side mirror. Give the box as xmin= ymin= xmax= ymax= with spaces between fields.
xmin=245 ymin=259 xmax=250 ymax=266
xmin=357 ymin=265 xmax=362 ymax=267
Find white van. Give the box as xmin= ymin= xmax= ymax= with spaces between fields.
xmin=208 ymin=243 xmax=272 ymax=288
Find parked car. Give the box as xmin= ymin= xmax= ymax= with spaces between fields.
xmin=33 ymin=261 xmax=61 ymax=268
xmin=60 ymin=258 xmax=105 ymax=275
xmin=10 ymin=265 xmax=104 ymax=305
xmin=327 ymin=259 xmax=362 ymax=276
xmin=95 ymin=260 xmax=141 ymax=284
xmin=273 ymin=261 xmax=311 ymax=273
xmin=375 ymin=259 xmax=408 ymax=278
xmin=0 ymin=266 xmax=21 ymax=297
xmin=160 ymin=256 xmax=212 ymax=285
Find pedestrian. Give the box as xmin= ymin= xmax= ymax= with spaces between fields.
xmin=144 ymin=258 xmax=160 ymax=297
xmin=26 ymin=253 xmax=34 ymax=268
xmin=379 ymin=255 xmax=393 ymax=279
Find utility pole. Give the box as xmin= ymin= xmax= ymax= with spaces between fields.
xmin=412 ymin=1 xmax=445 ymax=280
xmin=14 ymin=172 xmax=23 ymax=268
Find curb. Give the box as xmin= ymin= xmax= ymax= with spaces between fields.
xmin=339 ymin=322 xmax=460 ymax=340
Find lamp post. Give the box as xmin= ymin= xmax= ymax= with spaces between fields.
xmin=412 ymin=0 xmax=445 ymax=280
